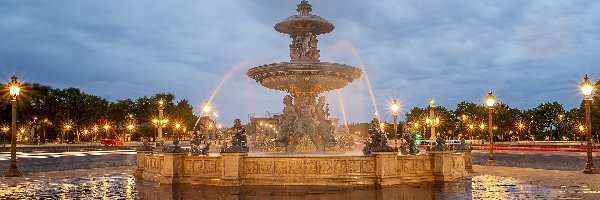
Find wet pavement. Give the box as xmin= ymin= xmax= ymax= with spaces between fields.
xmin=0 ymin=149 xmax=599 ymax=199
xmin=472 ymin=150 xmax=600 ymax=171
xmin=1 ymin=166 xmax=598 ymax=199
xmin=0 ymin=150 xmax=136 ymax=174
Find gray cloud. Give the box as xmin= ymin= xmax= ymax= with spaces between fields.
xmin=1 ymin=0 xmax=599 ymax=124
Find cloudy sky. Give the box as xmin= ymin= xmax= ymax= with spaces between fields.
xmin=1 ymin=0 xmax=599 ymax=125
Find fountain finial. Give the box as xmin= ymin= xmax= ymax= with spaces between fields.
xmin=297 ymin=0 xmax=312 ymax=15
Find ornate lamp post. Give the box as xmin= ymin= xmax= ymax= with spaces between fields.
xmin=63 ymin=124 xmax=71 ymax=143
xmin=92 ymin=126 xmax=98 ymax=145
xmin=127 ymin=124 xmax=134 ymax=143
xmin=6 ymin=75 xmax=22 ymax=177
xmin=1 ymin=126 xmax=9 ymax=145
xmin=580 ymin=75 xmax=598 ymax=174
xmin=428 ymin=99 xmax=436 ymax=142
xmin=103 ymin=124 xmax=110 ymax=140
xmin=202 ymin=101 xmax=212 ymax=140
xmin=468 ymin=124 xmax=474 ymax=140
xmin=174 ymin=123 xmax=181 ymax=146
xmin=83 ymin=129 xmax=89 ymax=143
xmin=157 ymin=100 xmax=165 ymax=142
xmin=390 ymin=99 xmax=400 ymax=148
xmin=485 ymin=91 xmax=497 ymax=166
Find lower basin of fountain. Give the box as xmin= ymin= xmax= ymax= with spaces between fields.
xmin=136 ymin=150 xmax=471 ymax=186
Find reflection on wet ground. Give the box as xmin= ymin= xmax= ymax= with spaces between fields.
xmin=1 ymin=172 xmax=597 ymax=199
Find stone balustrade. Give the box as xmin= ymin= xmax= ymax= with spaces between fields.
xmin=137 ymin=151 xmax=469 ymax=185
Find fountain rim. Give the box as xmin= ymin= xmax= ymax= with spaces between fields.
xmin=274 ymin=14 xmax=335 ymax=35
xmin=246 ymin=61 xmax=362 ymax=79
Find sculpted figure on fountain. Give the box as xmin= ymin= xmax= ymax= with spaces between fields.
xmin=363 ymin=118 xmax=396 ymax=155
xmin=222 ymin=119 xmax=249 ymax=153
xmin=278 ymin=95 xmax=297 ymax=143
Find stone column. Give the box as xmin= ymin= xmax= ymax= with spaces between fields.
xmin=221 ymin=152 xmax=247 ymax=185
xmin=456 ymin=150 xmax=474 ymax=173
xmin=428 ymin=151 xmax=467 ymax=181
xmin=161 ymin=152 xmax=187 ymax=184
xmin=372 ymin=152 xmax=398 ymax=185
xmin=134 ymin=151 xmax=152 ymax=177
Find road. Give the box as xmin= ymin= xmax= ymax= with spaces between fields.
xmin=472 ymin=150 xmax=600 ymax=171
xmin=0 ymin=150 xmax=136 ymax=174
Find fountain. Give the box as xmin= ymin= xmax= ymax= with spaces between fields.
xmin=136 ymin=1 xmax=470 ymax=186
xmin=246 ymin=0 xmax=361 ymax=153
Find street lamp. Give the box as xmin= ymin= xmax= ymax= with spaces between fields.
xmin=202 ymin=101 xmax=211 ymax=140
xmin=63 ymin=124 xmax=72 ymax=143
xmin=127 ymin=124 xmax=134 ymax=143
xmin=6 ymin=75 xmax=22 ymax=177
xmin=174 ymin=123 xmax=181 ymax=146
xmin=157 ymin=99 xmax=165 ymax=142
xmin=390 ymin=99 xmax=400 ymax=148
xmin=517 ymin=122 xmax=525 ymax=142
xmin=580 ymin=75 xmax=598 ymax=174
xmin=83 ymin=129 xmax=89 ymax=143
xmin=103 ymin=124 xmax=110 ymax=140
xmin=485 ymin=91 xmax=496 ymax=166
xmin=92 ymin=126 xmax=98 ymax=145
xmin=1 ymin=126 xmax=9 ymax=145
xmin=428 ymin=99 xmax=436 ymax=143
xmin=468 ymin=124 xmax=474 ymax=140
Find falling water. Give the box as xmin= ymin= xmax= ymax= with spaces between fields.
xmin=208 ymin=60 xmax=255 ymax=103
xmin=336 ymin=90 xmax=348 ymax=127
xmin=192 ymin=60 xmax=256 ymax=130
xmin=331 ymin=40 xmax=380 ymax=118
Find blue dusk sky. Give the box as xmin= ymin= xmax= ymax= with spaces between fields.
xmin=1 ymin=0 xmax=599 ymax=124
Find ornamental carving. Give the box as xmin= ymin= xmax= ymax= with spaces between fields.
xmin=334 ymin=160 xmax=347 ymax=174
xmin=260 ymin=160 xmax=274 ymax=174
xmin=275 ymin=161 xmax=289 ymax=174
xmin=245 ymin=161 xmax=258 ymax=174
xmin=362 ymin=160 xmax=374 ymax=173
xmin=305 ymin=160 xmax=318 ymax=174
xmin=348 ymin=160 xmax=361 ymax=173
xmin=290 ymin=159 xmax=304 ymax=174
xmin=319 ymin=160 xmax=333 ymax=174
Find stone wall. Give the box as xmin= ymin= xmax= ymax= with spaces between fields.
xmin=138 ymin=151 xmax=468 ymax=185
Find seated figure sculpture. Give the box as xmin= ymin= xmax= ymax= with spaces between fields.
xmin=222 ymin=119 xmax=249 ymax=153
xmin=190 ymin=133 xmax=211 ymax=156
xmin=362 ymin=118 xmax=397 ymax=155
xmin=431 ymin=136 xmax=448 ymax=151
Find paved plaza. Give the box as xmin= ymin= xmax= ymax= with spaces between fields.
xmin=0 ymin=149 xmax=598 ymax=199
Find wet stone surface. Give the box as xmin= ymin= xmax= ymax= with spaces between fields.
xmin=0 ymin=150 xmax=599 ymax=199
xmin=472 ymin=150 xmax=600 ymax=171
xmin=0 ymin=150 xmax=136 ymax=174
xmin=1 ymin=168 xmax=598 ymax=199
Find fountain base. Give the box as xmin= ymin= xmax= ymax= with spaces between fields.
xmin=136 ymin=151 xmax=469 ymax=186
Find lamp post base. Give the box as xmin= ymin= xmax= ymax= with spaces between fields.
xmin=5 ymin=166 xmax=22 ymax=177
xmin=583 ymin=163 xmax=598 ymax=174
xmin=485 ymin=158 xmax=497 ymax=166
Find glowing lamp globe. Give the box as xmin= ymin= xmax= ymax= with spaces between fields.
xmin=581 ymin=75 xmax=593 ymax=97
xmin=485 ymin=92 xmax=495 ymax=107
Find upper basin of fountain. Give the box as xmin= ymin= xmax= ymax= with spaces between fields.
xmin=274 ymin=0 xmax=334 ymax=36
xmin=246 ymin=61 xmax=361 ymax=94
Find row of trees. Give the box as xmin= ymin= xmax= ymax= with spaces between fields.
xmin=0 ymin=83 xmax=197 ymax=143
xmin=400 ymin=97 xmax=600 ymax=142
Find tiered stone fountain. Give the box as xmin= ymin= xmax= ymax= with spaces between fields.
xmin=247 ymin=0 xmax=361 ymax=153
xmin=136 ymin=1 xmax=470 ymax=186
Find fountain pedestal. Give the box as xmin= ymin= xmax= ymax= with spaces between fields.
xmin=160 ymin=152 xmax=187 ymax=184
xmin=134 ymin=151 xmax=152 ymax=177
xmin=456 ymin=149 xmax=475 ymax=173
xmin=427 ymin=151 xmax=468 ymax=181
xmin=372 ymin=152 xmax=399 ymax=185
xmin=221 ymin=152 xmax=248 ymax=184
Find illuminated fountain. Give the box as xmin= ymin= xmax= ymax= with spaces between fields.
xmin=246 ymin=0 xmax=361 ymax=153
xmin=136 ymin=1 xmax=469 ymax=186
